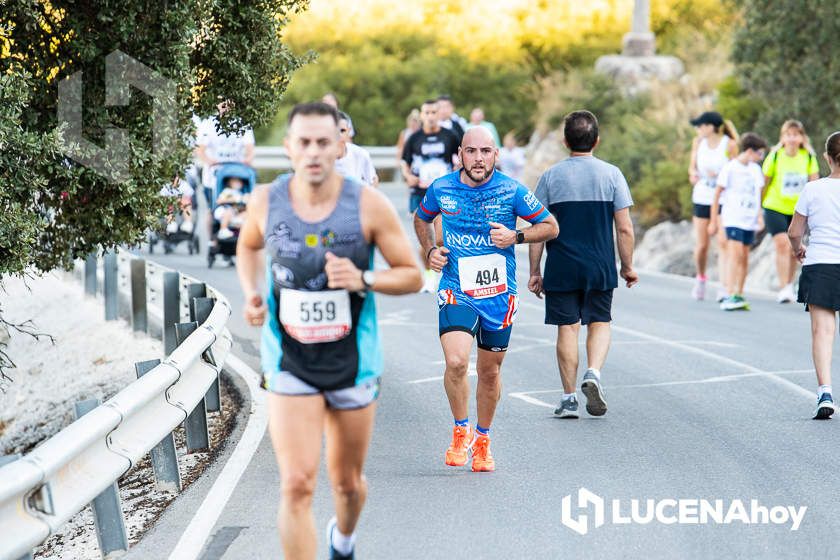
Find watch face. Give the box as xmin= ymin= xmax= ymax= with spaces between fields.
xmin=363 ymin=270 xmax=375 ymax=287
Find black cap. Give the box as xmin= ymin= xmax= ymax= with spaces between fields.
xmin=690 ymin=111 xmax=724 ymax=127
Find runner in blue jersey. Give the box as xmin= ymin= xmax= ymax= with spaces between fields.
xmin=413 ymin=126 xmax=559 ymax=472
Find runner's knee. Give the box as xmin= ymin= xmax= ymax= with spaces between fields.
xmin=281 ymin=470 xmax=317 ymax=504
xmin=445 ymin=354 xmax=470 ymax=376
xmin=332 ymin=472 xmax=365 ymax=501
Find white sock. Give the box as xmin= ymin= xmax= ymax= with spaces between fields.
xmin=819 ymin=385 xmax=832 ymax=396
xmin=563 ymin=392 xmax=576 ymax=400
xmin=587 ymin=368 xmax=601 ymax=380
xmin=331 ymin=525 xmax=356 ymax=556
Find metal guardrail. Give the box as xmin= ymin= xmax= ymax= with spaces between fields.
xmin=0 ymin=252 xmax=234 ymax=560
xmin=252 ymin=145 xmax=399 ymax=172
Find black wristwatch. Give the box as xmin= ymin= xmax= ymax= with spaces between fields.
xmin=515 ymin=230 xmax=525 ymax=244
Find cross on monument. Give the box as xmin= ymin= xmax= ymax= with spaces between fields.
xmin=623 ymin=0 xmax=655 ymax=57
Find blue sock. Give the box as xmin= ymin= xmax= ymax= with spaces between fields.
xmin=454 ymin=417 xmax=469 ymax=427
xmin=476 ymin=424 xmax=490 ymax=436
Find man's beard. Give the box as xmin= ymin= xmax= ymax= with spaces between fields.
xmin=464 ymin=164 xmax=493 ymax=183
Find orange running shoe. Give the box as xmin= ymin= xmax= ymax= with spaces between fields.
xmin=470 ymin=434 xmax=495 ymax=472
xmin=444 ymin=425 xmax=473 ymax=466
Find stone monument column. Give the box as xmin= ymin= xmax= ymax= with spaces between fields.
xmin=594 ymin=0 xmax=684 ymax=89
xmin=623 ymin=0 xmax=656 ymax=57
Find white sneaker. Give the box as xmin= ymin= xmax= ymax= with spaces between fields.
xmin=180 ymin=221 xmax=194 ymax=233
xmin=716 ymin=288 xmax=729 ymax=303
xmin=777 ymin=284 xmax=795 ymax=304
xmin=691 ymin=277 xmax=706 ymax=300
xmin=217 ymin=228 xmax=234 ymax=240
xmin=166 ymin=221 xmax=179 ymax=234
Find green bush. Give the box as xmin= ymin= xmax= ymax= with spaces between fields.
xmin=259 ymin=34 xmax=535 ymax=146
xmin=731 ymin=0 xmax=840 ymax=155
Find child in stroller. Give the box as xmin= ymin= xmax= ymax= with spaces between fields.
xmin=208 ymin=162 xmax=255 ymax=267
xmin=149 ymin=176 xmax=199 ymax=255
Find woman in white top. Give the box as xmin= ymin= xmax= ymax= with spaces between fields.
xmin=788 ymin=131 xmax=840 ymax=420
xmin=688 ymin=111 xmax=739 ymax=301
xmin=396 ymin=109 xmax=421 ymax=176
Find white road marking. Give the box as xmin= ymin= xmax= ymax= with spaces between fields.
xmin=168 ymin=353 xmax=268 ymax=560
xmin=408 ymin=362 xmax=477 ymax=384
xmin=509 ymin=368 xmax=816 ymax=408
xmin=515 ymin=300 xmax=816 ymax=403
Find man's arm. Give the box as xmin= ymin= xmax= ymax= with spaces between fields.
xmin=236 ymin=184 xmax=269 ymax=325
xmin=614 ymin=207 xmax=638 ymax=288
xmin=400 ymin=160 xmax=419 ymax=187
xmin=363 ymin=188 xmax=423 ymax=294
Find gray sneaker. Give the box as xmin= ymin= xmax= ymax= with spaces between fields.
xmin=581 ymin=370 xmax=608 ymax=416
xmin=554 ymin=394 xmax=580 ymax=418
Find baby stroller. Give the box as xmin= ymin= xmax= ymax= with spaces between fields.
xmin=149 ymin=177 xmax=200 ymax=255
xmin=207 ymin=162 xmax=255 ymax=268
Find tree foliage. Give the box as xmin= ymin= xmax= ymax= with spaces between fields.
xmin=731 ymin=0 xmax=840 ymax=146
xmin=0 ymin=0 xmax=307 ymax=275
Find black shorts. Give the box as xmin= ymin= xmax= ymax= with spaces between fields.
xmin=545 ymin=290 xmax=613 ymax=326
xmin=764 ymin=208 xmax=793 ymax=236
xmin=798 ymin=264 xmax=840 ymax=311
xmin=693 ymin=204 xmax=722 ymax=220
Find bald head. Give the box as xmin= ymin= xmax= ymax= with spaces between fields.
xmin=460 ymin=126 xmax=498 ymax=185
xmin=461 ymin=126 xmax=495 ymax=149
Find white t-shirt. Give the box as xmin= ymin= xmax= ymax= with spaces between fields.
xmin=795 ymin=177 xmax=840 ymax=265
xmin=197 ymin=117 xmax=255 ymax=187
xmin=717 ymin=159 xmax=764 ymax=231
xmin=335 ymin=143 xmax=377 ymax=185
xmin=693 ymin=135 xmax=731 ymax=205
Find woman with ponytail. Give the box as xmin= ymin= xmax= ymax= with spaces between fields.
xmin=763 ymin=120 xmax=820 ymax=303
xmin=688 ymin=111 xmax=739 ymax=301
xmin=788 ymin=132 xmax=840 ymax=419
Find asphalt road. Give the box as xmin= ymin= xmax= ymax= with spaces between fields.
xmin=128 ymin=181 xmax=840 ymax=560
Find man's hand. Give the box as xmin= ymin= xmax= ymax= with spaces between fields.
xmin=528 ymin=274 xmax=544 ymax=299
xmin=621 ymin=266 xmax=639 ymax=288
xmin=489 ymin=222 xmax=516 ymax=249
xmin=244 ymin=292 xmax=267 ymax=327
xmin=428 ymin=246 xmax=449 ymax=272
xmin=406 ymin=174 xmax=420 ymax=188
xmin=325 ymin=251 xmax=364 ymax=291
xmin=794 ymin=245 xmax=807 ymax=263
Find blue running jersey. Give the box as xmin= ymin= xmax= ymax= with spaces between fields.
xmin=417 ymin=170 xmax=551 ymax=329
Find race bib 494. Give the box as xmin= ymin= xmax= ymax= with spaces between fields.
xmin=458 ymin=254 xmax=508 ymax=299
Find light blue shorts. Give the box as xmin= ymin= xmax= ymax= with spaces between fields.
xmin=262 ymin=371 xmax=380 ymax=410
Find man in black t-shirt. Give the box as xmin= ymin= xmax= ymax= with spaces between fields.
xmin=401 ymin=99 xmax=460 ymax=216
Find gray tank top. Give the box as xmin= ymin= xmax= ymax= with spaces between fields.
xmin=262 ymin=175 xmax=375 ymax=390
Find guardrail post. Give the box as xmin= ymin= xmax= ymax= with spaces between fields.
xmin=104 ymin=251 xmax=118 ymax=321
xmin=193 ymin=296 xmax=220 ymax=412
xmin=134 ymin=359 xmax=182 ymax=493
xmin=130 ymin=259 xmax=148 ymax=334
xmin=84 ymin=254 xmax=98 ymax=296
xmin=175 ymin=322 xmax=210 ymax=452
xmin=163 ymin=271 xmax=180 ymax=356
xmin=187 ymin=282 xmax=206 ymax=323
xmin=74 ymin=398 xmax=129 ymax=558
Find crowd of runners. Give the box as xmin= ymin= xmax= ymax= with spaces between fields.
xmin=228 ymin=96 xmax=840 ymax=559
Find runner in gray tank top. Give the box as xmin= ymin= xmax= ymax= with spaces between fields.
xmin=237 ymin=102 xmax=422 ymax=560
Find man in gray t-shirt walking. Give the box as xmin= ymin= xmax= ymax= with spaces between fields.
xmin=528 ymin=110 xmax=638 ymax=419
